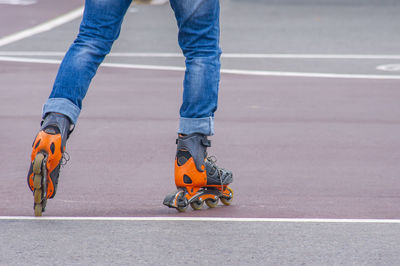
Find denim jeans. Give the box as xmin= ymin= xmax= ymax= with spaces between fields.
xmin=43 ymin=0 xmax=221 ymax=136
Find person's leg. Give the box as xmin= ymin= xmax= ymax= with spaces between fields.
xmin=164 ymin=0 xmax=233 ymax=212
xmin=169 ymin=0 xmax=221 ymax=136
xmin=43 ymin=0 xmax=132 ymax=125
xmin=28 ymin=0 xmax=132 ymax=216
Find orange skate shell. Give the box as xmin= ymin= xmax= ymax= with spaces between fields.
xmin=28 ymin=130 xmax=64 ymax=198
xmin=175 ymin=157 xmax=207 ymax=196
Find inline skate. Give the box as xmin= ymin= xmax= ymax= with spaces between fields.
xmin=27 ymin=113 xmax=72 ymax=216
xmin=163 ymin=133 xmax=233 ymax=212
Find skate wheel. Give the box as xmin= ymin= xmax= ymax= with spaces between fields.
xmin=33 ymin=174 xmax=42 ymax=189
xmin=32 ymin=153 xmax=45 ymax=174
xmin=34 ymin=189 xmax=42 ymax=204
xmin=220 ymin=187 xmax=234 ymax=206
xmin=175 ymin=190 xmax=188 ymax=212
xmin=177 ymin=205 xmax=188 ymax=212
xmin=190 ymin=200 xmax=204 ymax=210
xmin=34 ymin=204 xmax=42 ymax=217
xmin=205 ymin=198 xmax=218 ymax=208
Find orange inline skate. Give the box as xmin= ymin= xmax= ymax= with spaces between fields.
xmin=163 ymin=133 xmax=233 ymax=212
xmin=27 ymin=113 xmax=73 ymax=216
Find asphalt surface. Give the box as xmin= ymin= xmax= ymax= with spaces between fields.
xmin=1 ymin=220 xmax=400 ymax=265
xmin=1 ymin=0 xmax=400 ymax=265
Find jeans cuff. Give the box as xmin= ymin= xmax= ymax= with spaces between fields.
xmin=178 ymin=117 xmax=214 ymax=136
xmin=42 ymin=98 xmax=80 ymax=124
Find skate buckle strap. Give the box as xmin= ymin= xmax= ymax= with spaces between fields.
xmin=201 ymin=138 xmax=211 ymax=147
xmin=176 ymin=137 xmax=211 ymax=147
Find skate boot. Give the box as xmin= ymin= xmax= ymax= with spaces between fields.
xmin=27 ymin=113 xmax=73 ymax=216
xmin=163 ymin=133 xmax=233 ymax=212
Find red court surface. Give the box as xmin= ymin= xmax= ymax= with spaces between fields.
xmin=0 ymin=0 xmax=399 ymax=219
xmin=1 ymin=61 xmax=400 ymax=218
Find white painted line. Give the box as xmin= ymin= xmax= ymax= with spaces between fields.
xmin=0 ymin=0 xmax=36 ymax=5
xmin=0 ymin=56 xmax=61 ymax=64
xmin=0 ymin=51 xmax=66 ymax=56
xmin=377 ymin=64 xmax=400 ymax=72
xmin=102 ymin=62 xmax=185 ymax=71
xmin=148 ymin=0 xmax=169 ymax=5
xmin=1 ymin=51 xmax=400 ymax=59
xmin=220 ymin=68 xmax=400 ymax=80
xmin=1 ymin=216 xmax=400 ymax=223
xmin=132 ymin=0 xmax=168 ymax=5
xmin=0 ymin=6 xmax=84 ymax=47
xmin=0 ymin=56 xmax=186 ymax=70
xmin=1 ymin=55 xmax=400 ymax=80
xmin=221 ymin=53 xmax=400 ymax=60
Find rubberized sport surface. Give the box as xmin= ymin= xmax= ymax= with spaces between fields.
xmin=1 ymin=0 xmax=400 ymax=264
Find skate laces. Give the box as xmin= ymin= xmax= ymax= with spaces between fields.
xmin=60 ymin=151 xmax=70 ymax=167
xmin=206 ymin=156 xmax=226 ymax=186
xmin=207 ymin=155 xmax=218 ymax=165
xmin=206 ymin=155 xmax=218 ymax=174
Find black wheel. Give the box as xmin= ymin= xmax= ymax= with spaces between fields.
xmin=190 ymin=200 xmax=204 ymax=210
xmin=205 ymin=198 xmax=218 ymax=208
xmin=220 ymin=187 xmax=234 ymax=206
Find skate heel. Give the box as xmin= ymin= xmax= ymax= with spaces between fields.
xmin=163 ymin=189 xmax=189 ymax=212
xmin=32 ymin=152 xmax=47 ymax=216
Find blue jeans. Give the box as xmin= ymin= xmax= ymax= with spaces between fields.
xmin=43 ymin=0 xmax=221 ymax=136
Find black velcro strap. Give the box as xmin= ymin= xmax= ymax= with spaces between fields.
xmin=201 ymin=138 xmax=211 ymax=147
